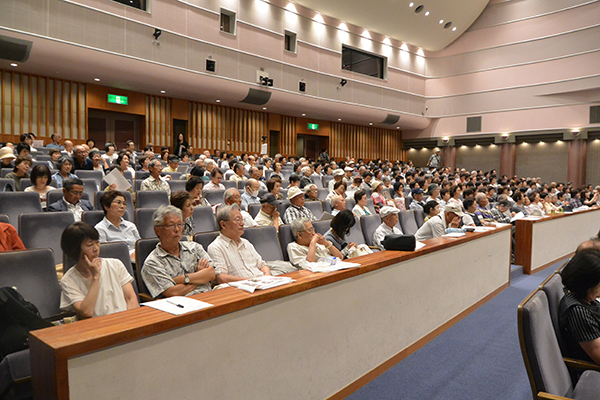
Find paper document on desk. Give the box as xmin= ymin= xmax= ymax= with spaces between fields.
xmin=142 ymin=296 xmax=213 ymax=315
xmin=229 ymin=276 xmax=295 ymax=293
xmin=103 ymin=168 xmax=131 ymax=192
xmin=304 ymin=260 xmax=361 ymax=273
xmin=510 ymin=212 xmax=525 ymax=222
xmin=474 ymin=226 xmax=495 ymax=232
xmin=415 ymin=241 xmax=426 ymax=250
xmin=443 ymin=232 xmax=466 ymax=238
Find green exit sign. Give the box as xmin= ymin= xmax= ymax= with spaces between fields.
xmin=108 ymin=94 xmax=128 ymax=105
xmin=308 ymin=123 xmax=319 ymax=130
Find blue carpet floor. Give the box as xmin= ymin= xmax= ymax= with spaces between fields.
xmin=345 ymin=263 xmax=559 ymax=400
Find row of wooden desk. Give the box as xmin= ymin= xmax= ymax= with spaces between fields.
xmin=29 ymin=208 xmax=600 ymax=399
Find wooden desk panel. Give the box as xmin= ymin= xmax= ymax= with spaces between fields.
xmin=514 ymin=208 xmax=600 ymax=274
xmin=31 ymin=226 xmax=511 ymax=400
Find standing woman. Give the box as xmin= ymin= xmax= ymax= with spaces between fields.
xmin=24 ymin=164 xmax=55 ymax=209
xmin=6 ymin=156 xmax=32 ymax=191
xmin=52 ymin=156 xmax=77 ymax=188
xmin=174 ymin=133 xmax=191 ymax=157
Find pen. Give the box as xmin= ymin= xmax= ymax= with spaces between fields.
xmin=166 ymin=299 xmax=184 ymax=308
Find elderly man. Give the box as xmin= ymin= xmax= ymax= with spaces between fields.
xmin=223 ymin=188 xmax=257 ymax=228
xmin=142 ymin=206 xmax=214 ymax=298
xmin=287 ymin=218 xmax=343 ymax=269
xmin=47 ymin=177 xmax=94 ymax=221
xmin=474 ymin=192 xmax=495 ymax=224
xmin=249 ymin=166 xmax=267 ymax=190
xmin=415 ymin=203 xmax=464 ymax=241
xmin=299 ymin=166 xmax=314 ymax=188
xmin=72 ymin=145 xmax=93 ymax=171
xmin=254 ymin=193 xmax=282 ymax=230
xmin=63 ymin=140 xmax=74 ymax=156
xmin=140 ymin=159 xmax=171 ymax=194
xmin=46 ymin=133 xmax=65 ymax=150
xmin=244 ymin=155 xmax=257 ymax=172
xmin=491 ymin=199 xmax=512 ymax=223
xmin=208 ymin=204 xmax=271 ymax=283
xmin=283 ymin=186 xmax=316 ymax=224
xmin=427 ymin=149 xmax=441 ymax=169
xmin=304 ymin=184 xmax=319 ymax=202
xmin=240 ymin=179 xmax=261 ymax=211
xmin=230 ymin=163 xmax=247 ymax=182
xmin=163 ymin=155 xmax=180 ymax=173
xmin=342 ymin=167 xmax=354 ymax=186
xmin=329 ymin=169 xmax=345 ymax=192
xmin=330 ymin=195 xmax=346 ymax=216
xmin=409 ymin=188 xmax=426 ymax=211
xmin=373 ymin=206 xmax=403 ymax=250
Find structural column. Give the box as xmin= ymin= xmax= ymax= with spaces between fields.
xmin=499 ymin=143 xmax=516 ymax=178
xmin=568 ymin=139 xmax=586 ymax=187
xmin=441 ymin=146 xmax=456 ymax=170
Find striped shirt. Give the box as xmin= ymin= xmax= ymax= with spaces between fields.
xmin=559 ymin=290 xmax=600 ymax=362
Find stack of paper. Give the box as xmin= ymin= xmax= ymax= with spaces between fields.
xmin=142 ymin=296 xmax=213 ymax=315
xmin=229 ymin=276 xmax=295 ymax=293
xmin=304 ymin=261 xmax=361 ymax=273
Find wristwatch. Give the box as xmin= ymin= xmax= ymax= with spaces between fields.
xmin=184 ymin=272 xmax=190 ymax=285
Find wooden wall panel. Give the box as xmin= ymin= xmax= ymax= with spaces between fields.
xmin=281 ymin=116 xmax=296 ymax=156
xmin=146 ymin=96 xmax=172 ymax=148
xmin=330 ymin=123 xmax=403 ymax=162
xmin=188 ymin=102 xmax=267 ymax=154
xmin=0 ymin=70 xmax=86 ymax=142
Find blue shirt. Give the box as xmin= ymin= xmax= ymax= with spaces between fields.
xmin=95 ymin=217 xmax=141 ymax=254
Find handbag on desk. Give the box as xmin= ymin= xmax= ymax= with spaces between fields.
xmin=381 ymin=234 xmax=416 ymax=251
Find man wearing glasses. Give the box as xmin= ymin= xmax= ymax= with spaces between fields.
xmin=142 ymin=205 xmax=215 ymax=298
xmin=208 ymin=204 xmax=271 ymax=284
xmin=47 ymin=177 xmax=94 ymax=221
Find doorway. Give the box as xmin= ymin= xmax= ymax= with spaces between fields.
xmin=297 ymin=134 xmax=328 ymax=160
xmin=88 ymin=110 xmax=141 ymax=150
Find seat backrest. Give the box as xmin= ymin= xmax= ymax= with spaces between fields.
xmin=366 ymin=198 xmax=377 ymax=215
xmin=405 ymin=196 xmax=413 ymax=209
xmin=346 ymin=198 xmax=356 ymax=211
xmin=312 ymin=178 xmax=323 ymax=189
xmin=203 ymin=189 xmax=225 ymax=206
xmin=280 ymin=180 xmax=289 ymax=189
xmin=136 ymin=190 xmax=170 ymax=209
xmin=305 ymin=201 xmax=323 ymax=220
xmin=222 ymin=180 xmax=236 ymax=189
xmin=135 ymin=238 xmax=160 ymax=296
xmin=0 ymin=178 xmax=16 ymax=192
xmin=278 ymin=224 xmax=294 ymax=261
xmin=81 ymin=210 xmax=105 ymax=227
xmin=0 ymin=192 xmax=43 ymax=230
xmin=399 ymin=210 xmax=419 ymax=235
xmin=80 ymin=178 xmax=99 ymax=202
xmin=47 ymin=189 xmax=90 ymax=208
xmin=323 ymin=200 xmax=332 ymax=213
xmin=278 ymin=201 xmax=292 ymax=219
xmin=167 ymin=180 xmax=186 ymax=192
xmin=135 ymin=171 xmax=149 ymax=181
xmin=1 ymin=168 xmax=12 ymax=178
xmin=241 ymin=226 xmax=283 ymax=261
xmin=518 ymin=289 xmax=573 ymax=398
xmin=192 ymin=206 xmax=217 ymax=233
xmin=347 ymin=216 xmax=366 ymax=245
xmin=74 ymin=170 xmax=103 ymax=188
xmin=312 ymin=219 xmax=331 ymax=236
xmin=164 ymin=172 xmax=182 ymax=181
xmin=540 ymin=273 xmax=565 ymax=351
xmin=248 ymin=203 xmax=262 ymax=219
xmin=0 ymin=214 xmax=9 ymax=223
xmin=0 ymin=248 xmax=61 ymax=319
xmin=135 ymin=208 xmax=158 ymax=239
xmin=193 ymin=231 xmax=219 ymax=252
xmin=414 ymin=208 xmax=425 ymax=228
xmin=20 ymin=179 xmax=34 ymax=191
xmin=361 ymin=214 xmax=381 ymax=247
xmin=95 ymin=190 xmax=134 ymax=221
xmin=317 ymin=188 xmax=329 ymax=201
xmin=322 ymin=175 xmax=333 ymax=189
xmin=19 ymin=211 xmax=75 ymax=265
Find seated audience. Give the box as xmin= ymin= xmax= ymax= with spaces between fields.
xmin=462 ymin=198 xmax=480 ymax=226
xmin=140 ymin=159 xmax=171 ymax=195
xmin=393 ymin=181 xmax=406 ymax=211
xmin=72 ymin=145 xmax=93 ymax=171
xmin=101 ymin=142 xmax=118 ymax=166
xmin=288 ymin=173 xmax=301 ymax=188
xmin=208 ymin=204 xmax=271 ymax=283
xmin=267 ymin=177 xmax=284 ymax=200
xmin=89 ymin=150 xmax=105 ymax=176
xmin=370 ymin=181 xmax=386 ymax=213
xmin=0 ymin=147 xmax=16 ymax=170
xmin=204 ymin=168 xmax=225 ymax=191
xmin=46 ymin=133 xmax=65 ymax=150
xmin=474 ymin=193 xmax=495 ymax=224
xmin=329 ymin=169 xmax=345 ymax=192
xmin=60 ymin=222 xmax=139 ymax=319
xmin=423 ymin=200 xmax=440 ymax=223
xmin=323 ymin=210 xmax=362 ymax=259
xmin=288 ymin=217 xmax=343 ymax=268
xmin=163 ymin=155 xmax=180 ymax=173
xmin=491 ymin=200 xmax=512 ymax=223
xmin=569 ymin=189 xmax=583 ymax=209
xmin=559 ymin=249 xmax=600 ymax=364
xmin=240 ymin=179 xmax=261 ymax=211
xmin=409 ymin=188 xmax=426 ymax=211
xmin=327 ymin=180 xmax=347 ymax=201
xmin=526 ymin=192 xmax=545 ymax=216
xmin=373 ymin=206 xmax=402 ymax=250
xmin=223 ymin=188 xmax=257 ymax=228
xmin=510 ymin=191 xmax=529 ymax=216
xmin=330 ymin=195 xmax=347 ymax=216
xmin=353 ymin=190 xmax=372 ymax=218
xmin=283 ymin=186 xmax=316 ymax=224
xmin=0 ymin=222 xmax=26 ymax=252
xmin=415 ymin=203 xmax=464 ymax=241
xmin=230 ymin=163 xmax=248 ymax=182
xmin=24 ymin=164 xmax=55 ymax=208
xmin=116 ymin=152 xmax=135 ymax=175
xmin=304 ymin=184 xmax=319 ymax=202
xmin=95 ymin=191 xmax=140 ymax=258
xmin=142 ymin=206 xmax=214 ymax=298
xmin=346 ymin=176 xmax=362 ymax=199
xmin=52 ymin=156 xmax=77 ymax=188
xmin=438 ymin=188 xmax=450 ymax=210
xmin=186 ymin=176 xmax=210 ymax=207
xmin=6 ymin=156 xmax=32 ymax=191
xmin=170 ymin=191 xmax=195 ymax=237
xmin=254 ymin=193 xmax=282 ymax=231
xmin=47 ymin=177 xmax=94 ymax=221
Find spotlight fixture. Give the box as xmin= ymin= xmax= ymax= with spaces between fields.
xmin=260 ymin=76 xmax=274 ymax=87
xmin=153 ymin=28 xmax=162 ymax=45
xmin=10 ymin=63 xmax=18 ymax=67
xmin=206 ymin=58 xmax=216 ymax=73
xmin=299 ymin=81 xmax=306 ymax=92
xmin=340 ymin=79 xmax=347 ymax=87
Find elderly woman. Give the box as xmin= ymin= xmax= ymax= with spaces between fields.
xmin=171 ymin=191 xmax=195 ymax=237
xmin=5 ymin=156 xmax=32 ymax=191
xmin=526 ymin=192 xmax=545 ymax=216
xmin=89 ymin=150 xmax=106 ymax=176
xmin=60 ymin=222 xmax=138 ymax=319
xmin=271 ymin=162 xmax=284 ymax=181
xmin=559 ymin=249 xmax=600 ymax=364
xmin=327 ymin=180 xmax=347 ymax=202
xmin=95 ymin=191 xmax=140 ymax=258
xmin=267 ymin=177 xmax=284 ymax=200
xmin=24 ymin=164 xmax=55 ymax=208
xmin=185 ymin=176 xmax=210 ymax=207
xmin=352 ymin=190 xmax=372 ymax=218
xmin=116 ymin=152 xmax=135 ymax=174
xmin=52 ymin=156 xmax=77 ymax=188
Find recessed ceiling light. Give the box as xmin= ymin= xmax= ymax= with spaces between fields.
xmin=409 ymin=2 xmax=414 ymax=7
xmin=94 ymin=78 xmax=100 ymax=82
xmin=10 ymin=63 xmax=17 ymax=67
xmin=286 ymin=3 xmax=297 ymax=13
xmin=262 ymin=107 xmax=267 ymax=110
xmin=424 ymin=11 xmax=430 ymax=16
xmin=383 ymin=37 xmax=391 ymax=45
xmin=338 ymin=118 xmax=342 ymax=121
xmin=302 ymin=113 xmax=306 ymax=116
xmin=160 ymin=90 xmax=166 ymax=94
xmin=452 ymin=27 xmax=457 ymax=31
xmin=397 ymin=127 xmax=400 ymax=129
xmin=339 ymin=22 xmax=348 ymax=31
xmin=439 ymin=20 xmax=444 ymax=24
xmin=314 ymin=14 xmax=324 ymax=23
xmin=216 ymin=99 xmax=221 ymax=103
xmin=369 ymin=122 xmax=373 ymax=126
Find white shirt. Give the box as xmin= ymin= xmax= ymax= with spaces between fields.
xmin=208 ymin=233 xmax=266 ymax=279
xmin=373 ymin=223 xmax=402 ymax=250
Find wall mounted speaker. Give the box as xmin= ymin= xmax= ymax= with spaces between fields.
xmin=0 ymin=35 xmax=33 ymax=63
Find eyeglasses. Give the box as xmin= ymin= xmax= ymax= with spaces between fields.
xmin=158 ymin=223 xmax=184 ymax=230
xmin=231 ymin=218 xmax=244 ymax=224
xmin=69 ymin=191 xmax=84 ymax=196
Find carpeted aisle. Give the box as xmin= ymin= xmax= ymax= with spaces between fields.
xmin=344 ymin=263 xmax=558 ymax=400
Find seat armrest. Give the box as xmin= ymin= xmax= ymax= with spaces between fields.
xmin=139 ymin=293 xmax=154 ymax=303
xmin=538 ymin=392 xmax=571 ymax=400
xmin=564 ymin=357 xmax=600 ymax=372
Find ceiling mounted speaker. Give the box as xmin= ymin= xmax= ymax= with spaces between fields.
xmin=0 ymin=35 xmax=33 ymax=63
xmin=380 ymin=114 xmax=400 ymax=125
xmin=240 ymin=88 xmax=271 ymax=106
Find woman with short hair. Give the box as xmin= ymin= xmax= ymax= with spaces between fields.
xmin=5 ymin=156 xmax=32 ymax=191
xmin=352 ymin=190 xmax=372 ymax=218
xmin=171 ymin=191 xmax=195 ymax=237
xmin=52 ymin=156 xmax=77 ymax=188
xmin=95 ymin=190 xmax=140 ymax=258
xmin=24 ymin=164 xmax=55 ymax=208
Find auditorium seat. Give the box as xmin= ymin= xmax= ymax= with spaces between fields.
xmin=95 ymin=191 xmax=134 ymax=221
xmin=80 ymin=178 xmax=98 ymax=202
xmin=366 ymin=199 xmax=377 ymax=215
xmin=167 ymin=180 xmax=186 ymax=192
xmin=193 ymin=231 xmax=219 ymax=251
xmin=0 ymin=178 xmax=16 ymax=191
xmin=204 ymin=189 xmax=225 ymax=206
xmin=135 ymin=238 xmax=160 ymax=300
xmin=19 ymin=211 xmax=75 ymax=265
xmin=192 ymin=206 xmax=217 ymax=233
xmin=399 ymin=210 xmax=419 ymax=235
xmin=347 ymin=217 xmax=367 ymax=245
xmin=413 ymin=208 xmax=425 ymax=228
xmin=346 ymin=198 xmax=356 ymax=210
xmin=279 ymin=224 xmax=294 ymax=261
xmin=323 ymin=200 xmax=332 ymax=214
xmin=0 ymin=192 xmax=43 ymax=230
xmin=20 ymin=179 xmax=34 ymax=191
xmin=222 ymin=181 xmax=236 ymax=189
xmin=136 ymin=190 xmax=170 ymax=209
xmin=360 ymin=215 xmax=381 ymax=247
xmin=277 ymin=201 xmax=291 ymax=218
xmin=74 ymin=170 xmax=103 ymax=189
xmin=0 ymin=214 xmax=9 ymax=223
xmin=322 ymin=175 xmax=333 ymax=189
xmin=46 ymin=189 xmax=90 ymax=208
xmin=280 ymin=180 xmax=289 ymax=189
xmin=317 ymin=188 xmax=329 ymax=201
xmin=135 ymin=208 xmax=158 ymax=239
xmin=164 ymin=172 xmax=182 ymax=181
xmin=241 ymin=226 xmax=284 ymax=261
xmin=304 ymin=201 xmax=324 ymax=220
xmin=312 ymin=219 xmax=331 ymax=236
xmin=1 ymin=168 xmax=12 ymax=178
xmin=312 ymin=178 xmax=323 ymax=189
xmin=539 ymin=273 xmax=566 ymax=352
xmin=82 ymin=210 xmax=111 ymax=227
xmin=135 ymin=171 xmax=149 ymax=181
xmin=247 ymin=203 xmax=261 ymax=218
